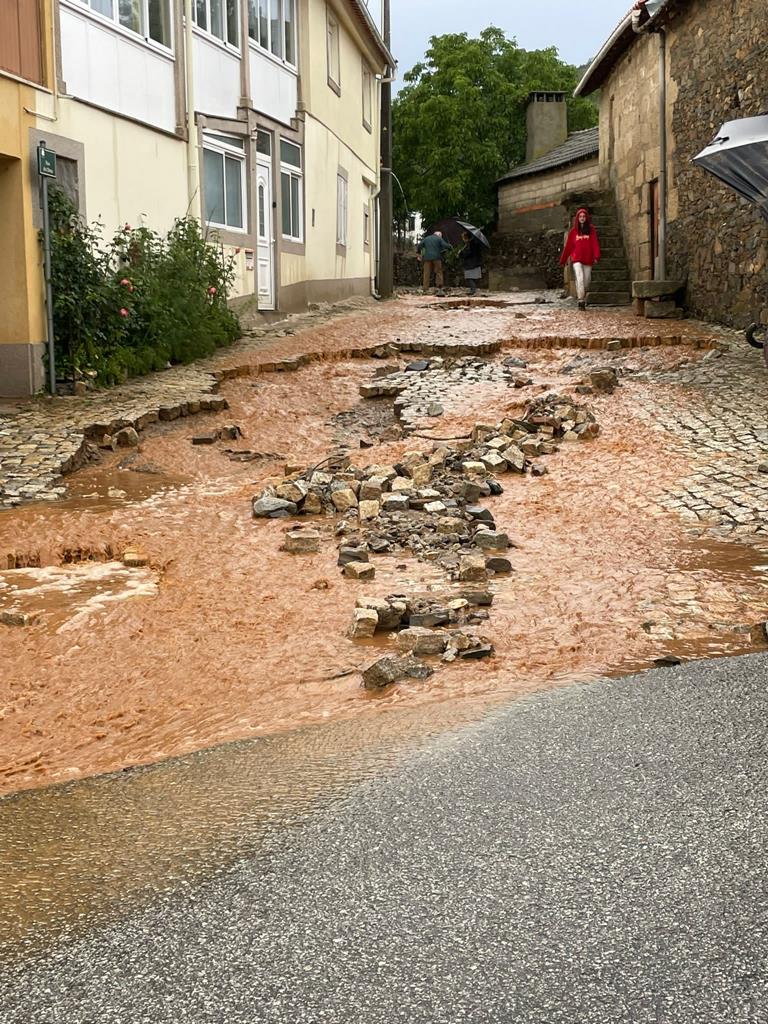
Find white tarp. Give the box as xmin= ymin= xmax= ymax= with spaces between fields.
xmin=693 ymin=114 xmax=768 ymax=222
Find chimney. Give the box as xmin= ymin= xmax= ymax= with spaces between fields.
xmin=526 ymin=92 xmax=568 ymax=163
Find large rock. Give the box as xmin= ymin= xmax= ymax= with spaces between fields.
xmin=396 ymin=627 xmax=448 ymax=656
xmin=381 ymin=494 xmax=410 ymax=512
xmin=338 ymin=545 xmax=368 ymax=567
xmin=360 ymin=477 xmax=386 ymax=501
xmin=253 ymin=495 xmax=298 ymax=518
xmin=357 ymin=597 xmax=405 ymax=630
xmin=631 ymin=279 xmax=685 ymax=300
xmin=589 ymin=368 xmax=618 ymax=394
xmin=461 ymin=461 xmax=488 ymax=478
xmin=502 ymin=445 xmax=526 ymax=472
xmin=480 ymin=451 xmax=507 ymax=473
xmin=347 ymin=607 xmax=379 ymax=639
xmin=115 ymin=426 xmax=139 ymax=448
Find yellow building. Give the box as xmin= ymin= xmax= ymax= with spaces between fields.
xmin=0 ymin=0 xmax=54 ymax=395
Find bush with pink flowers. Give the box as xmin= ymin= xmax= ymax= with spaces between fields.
xmin=46 ymin=189 xmax=240 ymax=385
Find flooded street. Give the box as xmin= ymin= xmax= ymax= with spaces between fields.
xmin=2 ymin=294 xmax=768 ymax=960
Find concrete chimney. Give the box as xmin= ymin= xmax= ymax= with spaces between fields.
xmin=526 ymin=91 xmax=568 ymax=163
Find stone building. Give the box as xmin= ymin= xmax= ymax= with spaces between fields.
xmin=577 ymin=0 xmax=768 ymax=327
xmin=495 ymin=93 xmax=630 ymax=304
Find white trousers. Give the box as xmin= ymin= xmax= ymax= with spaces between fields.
xmin=572 ymin=262 xmax=592 ymax=301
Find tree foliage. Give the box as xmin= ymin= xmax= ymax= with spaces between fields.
xmin=392 ymin=27 xmax=598 ymax=229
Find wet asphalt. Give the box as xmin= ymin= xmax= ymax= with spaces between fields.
xmin=3 ymin=652 xmax=768 ymax=1024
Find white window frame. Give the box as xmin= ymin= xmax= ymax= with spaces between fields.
xmin=71 ymin=0 xmax=174 ymax=51
xmin=248 ymin=0 xmax=297 ymax=68
xmin=193 ymin=0 xmax=239 ymax=50
xmin=202 ymin=132 xmax=247 ymax=233
xmin=336 ymin=173 xmax=348 ymax=247
xmin=362 ymin=62 xmax=373 ymax=131
xmin=280 ymin=140 xmax=304 ymax=243
xmin=326 ymin=7 xmax=340 ymax=93
xmin=363 ymin=203 xmax=370 ymax=248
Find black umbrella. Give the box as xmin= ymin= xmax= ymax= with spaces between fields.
xmin=693 ymin=114 xmax=768 ymax=222
xmin=424 ymin=218 xmax=491 ymax=248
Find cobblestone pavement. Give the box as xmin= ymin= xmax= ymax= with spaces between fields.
xmin=632 ymin=333 xmax=768 ymax=538
xmin=0 ymin=289 xmax=733 ymax=508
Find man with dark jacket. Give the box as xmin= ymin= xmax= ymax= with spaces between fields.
xmin=417 ymin=231 xmax=452 ymax=295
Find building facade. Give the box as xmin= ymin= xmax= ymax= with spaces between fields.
xmin=1 ymin=0 xmax=391 ymax=396
xmin=577 ymin=0 xmax=768 ymax=327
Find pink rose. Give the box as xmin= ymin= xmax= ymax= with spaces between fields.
xmin=208 ymin=286 xmax=217 ymax=296
xmin=120 ymin=278 xmax=134 ymax=291
xmin=119 ymin=308 xmax=129 ymax=318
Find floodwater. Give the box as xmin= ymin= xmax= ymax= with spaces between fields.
xmin=0 ymin=299 xmax=763 ymax=958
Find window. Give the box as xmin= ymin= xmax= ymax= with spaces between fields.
xmin=363 ymin=204 xmax=370 ymax=248
xmin=256 ymin=130 xmax=272 ymax=156
xmin=248 ymin=0 xmax=296 ymax=66
xmin=193 ymin=0 xmax=239 ymax=48
xmin=76 ymin=0 xmax=171 ymax=47
xmin=336 ymin=173 xmax=348 ymax=247
xmin=203 ymin=134 xmax=246 ymax=231
xmin=280 ymin=140 xmax=303 ymax=242
xmin=326 ymin=10 xmax=340 ymax=92
xmin=362 ymin=63 xmax=373 ymax=130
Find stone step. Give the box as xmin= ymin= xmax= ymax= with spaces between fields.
xmin=588 ymin=291 xmax=632 ymax=305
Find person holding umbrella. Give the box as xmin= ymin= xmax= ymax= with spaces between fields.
xmin=560 ymin=208 xmax=601 ymax=310
xmin=459 ymin=229 xmax=485 ymax=296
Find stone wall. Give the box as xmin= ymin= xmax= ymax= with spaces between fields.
xmin=599 ymin=0 xmax=768 ymax=328
xmin=394 ymin=230 xmax=564 ymax=292
xmin=664 ymin=0 xmax=768 ymax=326
xmin=498 ymin=159 xmax=603 ymax=234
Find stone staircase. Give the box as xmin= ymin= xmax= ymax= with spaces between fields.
xmin=568 ymin=192 xmax=632 ymax=306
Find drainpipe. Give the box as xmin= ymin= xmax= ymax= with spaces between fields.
xmin=184 ymin=0 xmax=201 ymax=219
xmin=633 ymin=5 xmax=667 ymax=279
xmin=377 ymin=0 xmax=394 ymax=298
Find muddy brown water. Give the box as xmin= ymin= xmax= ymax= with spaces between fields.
xmin=0 ymin=308 xmax=764 ymax=958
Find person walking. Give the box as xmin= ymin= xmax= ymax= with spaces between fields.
xmin=560 ymin=208 xmax=601 ymax=310
xmin=459 ymin=230 xmax=484 ymax=296
xmin=417 ymin=230 xmax=452 ymax=295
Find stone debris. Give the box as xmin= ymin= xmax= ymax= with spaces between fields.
xmin=343 ymin=561 xmax=375 ymax=581
xmin=346 ymin=590 xmax=494 ymax=640
xmin=0 ymin=609 xmax=41 ymax=627
xmin=361 ymin=655 xmax=434 ymax=691
xmin=589 ymin=368 xmax=619 ymax=394
xmin=282 ymin=529 xmax=321 ymax=554
xmin=252 ymin=496 xmax=298 ymax=518
xmin=122 ymin=549 xmax=149 ymax=568
xmin=347 ymin=607 xmax=379 ymax=639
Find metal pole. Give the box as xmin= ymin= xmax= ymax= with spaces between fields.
xmin=377 ymin=0 xmax=394 ymax=298
xmin=184 ymin=0 xmax=201 ymax=219
xmin=40 ymin=150 xmax=57 ymax=396
xmin=657 ymin=29 xmax=667 ymax=280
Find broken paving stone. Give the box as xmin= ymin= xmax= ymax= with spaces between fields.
xmin=474 ymin=531 xmax=510 ymax=552
xmin=359 ymin=500 xmax=380 ymax=521
xmin=531 ymin=463 xmax=549 ymax=477
xmin=406 ymin=360 xmax=430 ymax=372
xmin=347 ymin=607 xmax=379 ymax=639
xmin=359 ymin=477 xmax=386 ymax=501
xmin=396 ymin=627 xmax=449 ymax=656
xmin=218 ymin=424 xmax=243 ymax=440
xmin=0 ymin=609 xmax=41 ymax=627
xmin=122 ymin=549 xmax=149 ymax=568
xmin=331 ymin=488 xmax=358 ymax=512
xmin=486 ymin=556 xmax=512 ymax=574
xmin=458 ymin=643 xmax=494 ymax=660
xmin=253 ymin=496 xmax=298 ymax=518
xmin=589 ymin=368 xmax=619 ymax=394
xmin=480 ymin=451 xmax=507 ymax=473
xmin=343 ymin=560 xmax=375 ymax=581
xmin=427 ymin=403 xmax=444 ymax=417
xmin=191 ymin=434 xmax=217 ymax=446
xmin=356 ymin=597 xmax=406 ymax=630
xmin=361 ymin=655 xmax=433 ymax=690
xmin=276 ymin=479 xmax=309 ymax=504
xmin=461 ymin=461 xmax=488 ymax=478
xmin=461 ymin=589 xmax=494 ymax=607
xmin=390 ymin=477 xmax=414 ymax=493
xmin=458 ymin=553 xmax=488 ymax=582
xmin=338 ymin=545 xmax=369 ymax=567
xmin=303 ymin=492 xmax=324 ymax=514
xmin=114 ymin=427 xmax=139 ymax=448
xmin=282 ymin=530 xmax=321 ymax=554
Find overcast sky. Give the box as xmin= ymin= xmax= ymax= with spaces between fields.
xmin=391 ymin=0 xmax=631 ymax=89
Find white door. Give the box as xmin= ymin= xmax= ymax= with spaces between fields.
xmin=256 ymin=159 xmax=275 ymax=310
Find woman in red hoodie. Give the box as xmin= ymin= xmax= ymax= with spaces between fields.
xmin=560 ymin=208 xmax=601 ymax=310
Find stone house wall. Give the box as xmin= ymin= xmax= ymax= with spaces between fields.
xmin=498 ymin=159 xmax=603 ymax=234
xmin=599 ymin=0 xmax=768 ymax=327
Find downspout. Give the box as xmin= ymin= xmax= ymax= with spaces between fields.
xmin=633 ymin=6 xmax=667 ymax=279
xmin=184 ymin=0 xmax=201 ymax=219
xmin=370 ymin=181 xmax=382 ymax=299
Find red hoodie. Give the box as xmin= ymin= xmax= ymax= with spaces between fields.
xmin=560 ymin=208 xmax=601 ymax=267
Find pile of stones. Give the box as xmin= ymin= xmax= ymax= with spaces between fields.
xmin=252 ymin=392 xmax=599 ymax=579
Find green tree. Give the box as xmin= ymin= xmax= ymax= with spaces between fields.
xmin=393 ymin=27 xmax=597 ymax=229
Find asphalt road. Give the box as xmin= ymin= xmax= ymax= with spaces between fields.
xmin=4 ymin=653 xmax=768 ymax=1023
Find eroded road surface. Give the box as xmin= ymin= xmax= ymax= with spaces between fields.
xmin=2 ymin=292 xmax=768 ymax=993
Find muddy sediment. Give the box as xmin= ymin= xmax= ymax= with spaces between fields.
xmin=0 ymin=298 xmax=763 ymax=797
